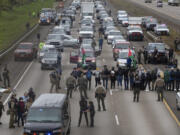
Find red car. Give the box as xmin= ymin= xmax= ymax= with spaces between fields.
xmin=14 ymin=42 xmax=37 ymax=61
xmin=70 ymin=49 xmax=96 ymax=69
xmin=70 ymin=51 xmax=79 ymax=63
xmin=113 ymin=41 xmax=130 ymax=60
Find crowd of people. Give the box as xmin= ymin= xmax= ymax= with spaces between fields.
xmin=0 ymin=88 xmax=35 ymax=128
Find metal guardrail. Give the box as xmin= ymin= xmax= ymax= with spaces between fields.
xmin=0 ymin=24 xmax=39 ymax=58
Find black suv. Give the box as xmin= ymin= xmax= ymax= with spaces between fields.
xmin=145 ymin=43 xmax=168 ymax=64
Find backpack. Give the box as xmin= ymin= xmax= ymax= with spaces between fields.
xmin=86 ymin=71 xmax=92 ymax=79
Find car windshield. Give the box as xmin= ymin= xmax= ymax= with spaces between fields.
xmin=80 ymin=52 xmax=94 ymax=57
xmin=149 ymin=44 xmax=165 ymax=50
xmin=27 ymin=108 xmax=61 ymax=122
xmin=81 ymin=27 xmax=92 ymax=31
xmin=128 ymin=27 xmax=141 ymax=31
xmin=115 ymin=44 xmax=129 ymax=49
xmin=118 ymin=52 xmax=128 ymax=59
xmin=82 ymin=39 xmax=92 ymax=44
xmin=122 ymin=18 xmax=128 ymax=21
xmin=114 ymin=36 xmax=124 ymax=40
xmin=109 ymin=31 xmax=121 ymax=35
xmin=158 ymin=25 xmax=167 ymax=29
xmin=44 ymin=53 xmax=57 ymax=58
xmin=47 ymin=35 xmax=60 ymax=40
xmin=18 ymin=45 xmax=32 ymax=49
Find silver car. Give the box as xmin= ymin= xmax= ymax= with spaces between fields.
xmin=41 ymin=52 xmax=59 ymax=70
xmin=107 ymin=30 xmax=122 ymax=44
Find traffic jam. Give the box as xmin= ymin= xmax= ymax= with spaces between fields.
xmin=0 ymin=0 xmax=180 ymax=135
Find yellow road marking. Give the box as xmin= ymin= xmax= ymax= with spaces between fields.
xmin=163 ymin=98 xmax=180 ymax=127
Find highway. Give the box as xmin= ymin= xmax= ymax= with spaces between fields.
xmin=0 ymin=0 xmax=180 ymax=135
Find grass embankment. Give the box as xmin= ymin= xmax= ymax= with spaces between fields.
xmin=0 ymin=0 xmax=55 ymax=51
xmin=109 ymin=0 xmax=180 ymax=49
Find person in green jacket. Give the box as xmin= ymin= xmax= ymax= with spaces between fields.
xmin=164 ymin=69 xmax=170 ymax=90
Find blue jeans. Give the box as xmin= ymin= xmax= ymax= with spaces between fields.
xmin=130 ymin=78 xmax=134 ymax=89
xmin=124 ymin=78 xmax=129 ymax=90
xmin=117 ymin=76 xmax=122 ymax=87
xmin=103 ymin=78 xmax=108 ymax=89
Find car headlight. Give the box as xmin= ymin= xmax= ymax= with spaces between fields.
xmin=53 ymin=129 xmax=62 ymax=133
xmin=24 ymin=129 xmax=31 ymax=133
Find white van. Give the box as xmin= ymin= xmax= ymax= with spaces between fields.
xmin=176 ymin=92 xmax=180 ymax=110
xmin=168 ymin=0 xmax=179 ymax=6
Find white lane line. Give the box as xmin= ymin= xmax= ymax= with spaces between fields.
xmin=3 ymin=61 xmax=33 ymax=105
xmin=102 ymin=59 xmax=106 ymax=62
xmin=115 ymin=115 xmax=120 ymax=125
xmin=110 ymin=89 xmax=113 ymax=95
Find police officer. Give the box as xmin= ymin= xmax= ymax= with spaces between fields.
xmin=49 ymin=70 xmax=59 ymax=93
xmin=143 ymin=49 xmax=148 ymax=64
xmin=0 ymin=97 xmax=4 ymax=124
xmin=28 ymin=87 xmax=36 ymax=102
xmin=174 ymin=37 xmax=179 ymax=51
xmin=175 ymin=69 xmax=180 ymax=92
xmin=137 ymin=49 xmax=142 ymax=64
xmin=2 ymin=64 xmax=10 ymax=88
xmin=101 ymin=65 xmax=110 ymax=90
xmin=77 ymin=73 xmax=88 ymax=99
xmin=169 ymin=48 xmax=174 ymax=62
xmin=155 ymin=75 xmax=165 ymax=101
xmin=153 ymin=47 xmax=158 ymax=64
xmin=8 ymin=95 xmax=16 ymax=128
xmin=95 ymin=82 xmax=106 ymax=111
xmin=66 ymin=73 xmax=76 ymax=98
xmin=78 ymin=97 xmax=89 ymax=127
xmin=132 ymin=75 xmax=141 ymax=102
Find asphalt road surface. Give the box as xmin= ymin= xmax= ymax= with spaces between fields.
xmin=0 ymin=1 xmax=180 ymax=135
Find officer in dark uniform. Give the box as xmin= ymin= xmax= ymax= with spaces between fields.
xmin=143 ymin=49 xmax=148 ymax=64
xmin=77 ymin=73 xmax=88 ymax=99
xmin=132 ymin=75 xmax=141 ymax=102
xmin=95 ymin=82 xmax=106 ymax=111
xmin=2 ymin=65 xmax=10 ymax=88
xmin=153 ymin=47 xmax=158 ymax=64
xmin=137 ymin=49 xmax=142 ymax=64
xmin=78 ymin=97 xmax=89 ymax=127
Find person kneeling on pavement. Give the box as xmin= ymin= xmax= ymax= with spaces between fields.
xmin=95 ymin=82 xmax=106 ymax=111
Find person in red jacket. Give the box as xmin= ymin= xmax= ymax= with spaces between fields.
xmin=17 ymin=97 xmax=25 ymax=127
